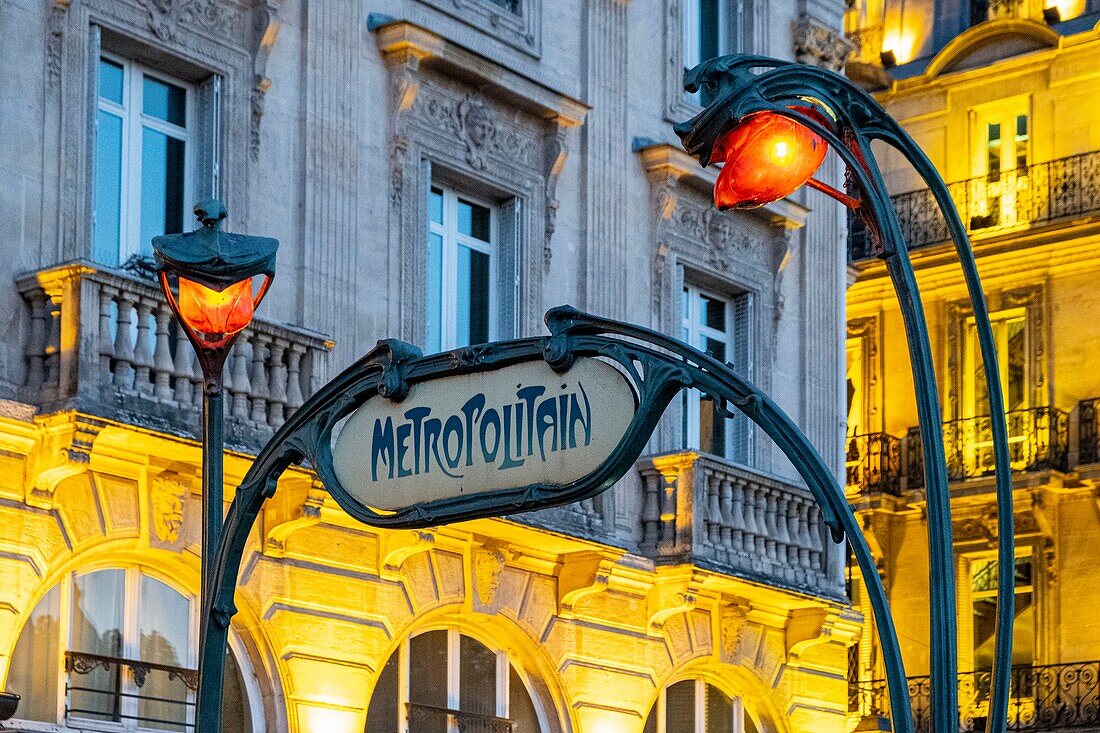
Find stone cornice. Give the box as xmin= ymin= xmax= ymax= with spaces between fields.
xmin=633 ymin=140 xmax=810 ymax=230
xmin=369 ymin=15 xmax=588 ymax=127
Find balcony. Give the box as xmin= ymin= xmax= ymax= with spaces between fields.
xmin=846 ymin=432 xmax=903 ymax=497
xmin=850 ymin=660 xmax=1100 ymax=731
xmin=64 ymin=650 xmax=196 ymax=730
xmin=849 ymin=151 xmax=1100 ymax=261
xmin=904 ymin=407 xmax=1069 ymax=490
xmin=15 ymin=261 xmax=332 ymax=453
xmin=636 ymin=452 xmax=842 ymax=599
xmin=406 ymin=703 xmax=512 ymax=733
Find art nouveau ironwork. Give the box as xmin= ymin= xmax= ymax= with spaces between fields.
xmin=672 ymin=55 xmax=1014 ymax=733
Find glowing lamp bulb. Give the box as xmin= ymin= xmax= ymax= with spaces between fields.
xmin=177 ymin=277 xmax=257 ymax=341
xmin=712 ymin=107 xmax=829 ymax=210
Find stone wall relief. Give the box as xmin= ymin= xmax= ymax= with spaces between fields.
xmin=791 ymin=16 xmax=854 ymax=71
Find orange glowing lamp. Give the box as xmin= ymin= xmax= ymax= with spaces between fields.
xmin=153 ymin=200 xmax=277 ymax=356
xmin=711 ymin=107 xmax=830 ymax=210
xmin=177 ymin=277 xmax=259 ymax=342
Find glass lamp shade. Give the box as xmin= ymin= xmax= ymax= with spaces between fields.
xmin=176 ymin=276 xmax=257 ymax=342
xmin=712 ymin=107 xmax=828 ymax=210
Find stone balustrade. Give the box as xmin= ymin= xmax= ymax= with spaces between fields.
xmin=637 ymin=452 xmax=842 ymax=598
xmin=16 ymin=261 xmax=332 ymax=451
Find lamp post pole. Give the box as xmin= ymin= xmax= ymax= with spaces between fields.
xmin=152 ymin=201 xmax=278 ymax=733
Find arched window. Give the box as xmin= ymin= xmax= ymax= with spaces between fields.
xmin=644 ymin=679 xmax=761 ymax=733
xmin=4 ymin=567 xmax=255 ymax=732
xmin=365 ymin=628 xmax=544 ymax=733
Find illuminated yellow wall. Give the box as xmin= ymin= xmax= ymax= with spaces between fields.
xmin=0 ymin=412 xmax=857 ymax=732
xmin=846 ymin=19 xmax=1100 ymax=701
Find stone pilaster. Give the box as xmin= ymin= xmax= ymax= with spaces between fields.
xmin=302 ymin=0 xmax=362 ymax=366
xmin=583 ymin=0 xmax=630 ymax=319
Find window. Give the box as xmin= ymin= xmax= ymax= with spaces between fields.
xmin=682 ymin=1 xmax=738 ymax=104
xmin=643 ymin=679 xmax=760 ymax=733
xmin=968 ymin=554 xmax=1035 ymax=672
xmin=970 ymin=106 xmax=1029 ymax=230
xmin=427 ymin=185 xmax=498 ymax=352
xmin=94 ymin=54 xmax=193 ymax=267
xmin=365 ymin=629 xmax=544 ymax=733
xmin=681 ymin=285 xmax=753 ymax=463
xmin=6 ymin=568 xmax=253 ymax=732
xmin=486 ymin=0 xmax=522 ymax=13
xmin=964 ymin=311 xmax=1029 ymax=419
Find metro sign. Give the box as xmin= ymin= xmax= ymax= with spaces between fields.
xmin=331 ymin=358 xmax=636 ymax=512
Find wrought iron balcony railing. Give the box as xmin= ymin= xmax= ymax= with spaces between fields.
xmin=64 ymin=650 xmax=196 ymax=730
xmin=406 ymin=702 xmax=513 ymax=733
xmin=15 ymin=261 xmax=332 ymax=452
xmin=636 ymin=452 xmax=842 ymax=599
xmin=1077 ymin=397 xmax=1100 ymax=465
xmin=850 ymin=660 xmax=1100 ymax=731
xmin=845 ymin=432 xmax=903 ymax=497
xmin=904 ymin=407 xmax=1069 ymax=490
xmin=849 ymin=151 xmax=1100 ymax=261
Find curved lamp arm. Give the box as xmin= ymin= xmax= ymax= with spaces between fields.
xmin=674 ymin=55 xmax=1015 ymax=733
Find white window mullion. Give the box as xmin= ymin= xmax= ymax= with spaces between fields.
xmin=122 ymin=568 xmax=140 ymax=729
xmin=695 ymin=679 xmax=705 ymax=733
xmin=496 ymin=651 xmax=508 ymax=718
xmin=123 ymin=60 xmax=143 ymax=263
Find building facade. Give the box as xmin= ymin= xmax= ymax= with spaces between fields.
xmin=843 ymin=0 xmax=1100 ymax=728
xmin=0 ymin=1 xmax=856 ymax=731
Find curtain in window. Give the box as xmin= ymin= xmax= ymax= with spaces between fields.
xmin=70 ymin=569 xmax=125 ymax=721
xmin=138 ymin=575 xmax=191 ymax=730
xmin=7 ymin=585 xmax=61 ymax=722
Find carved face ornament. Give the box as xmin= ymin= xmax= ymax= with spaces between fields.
xmin=152 ymin=475 xmax=187 ymax=544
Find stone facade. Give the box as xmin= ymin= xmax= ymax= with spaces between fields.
xmin=0 ymin=0 xmax=852 ymax=731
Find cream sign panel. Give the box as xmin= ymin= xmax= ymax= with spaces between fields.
xmin=331 ymin=358 xmax=637 ymax=511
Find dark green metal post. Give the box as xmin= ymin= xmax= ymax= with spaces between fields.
xmin=197 ymin=377 xmax=225 ymax=733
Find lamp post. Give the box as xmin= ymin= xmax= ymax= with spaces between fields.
xmin=152 ymin=200 xmax=277 ymax=733
xmin=673 ymin=56 xmax=1015 ymax=733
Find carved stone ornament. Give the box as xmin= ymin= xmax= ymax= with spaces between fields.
xmin=457 ymin=97 xmax=497 ymax=171
xmin=474 ymin=544 xmax=513 ymax=606
xmin=792 ymin=16 xmax=855 ymax=72
xmin=721 ymin=600 xmax=750 ymax=658
xmin=143 ymin=0 xmax=238 ymax=43
xmin=151 ymin=472 xmax=189 ymax=543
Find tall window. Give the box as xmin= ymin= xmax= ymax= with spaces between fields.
xmin=971 ymin=107 xmax=1029 ymax=230
xmin=6 ymin=568 xmax=253 ymax=732
xmin=968 ymin=554 xmax=1035 ymax=672
xmin=964 ymin=311 xmax=1029 ymax=419
xmin=681 ymin=285 xmax=753 ymax=464
xmin=365 ymin=629 xmax=543 ymax=733
xmin=94 ymin=54 xmax=193 ymax=267
xmin=643 ymin=678 xmax=760 ymax=733
xmin=427 ymin=185 xmax=497 ymax=352
xmin=683 ymin=1 xmax=737 ymax=104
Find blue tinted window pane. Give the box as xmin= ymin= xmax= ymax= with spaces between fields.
xmin=94 ymin=111 xmax=123 ymax=265
xmin=429 ymin=188 xmax=443 ymax=225
xmin=703 ymin=295 xmax=725 ymax=331
xmin=455 ymin=245 xmax=490 ymax=347
xmin=457 ymin=199 xmax=491 ymax=241
xmin=427 ymin=232 xmax=443 ymax=352
xmin=143 ymin=75 xmax=186 ymax=126
xmin=70 ymin=570 xmax=124 ymax=722
xmin=99 ymin=59 xmax=124 ymax=105
xmin=140 ymin=128 xmax=186 ymax=256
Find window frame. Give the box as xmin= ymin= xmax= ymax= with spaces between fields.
xmin=427 ymin=183 xmax=500 ymax=352
xmin=379 ymin=628 xmax=547 ymax=733
xmin=680 ymin=283 xmax=754 ymax=464
xmin=27 ymin=566 xmax=198 ymax=732
xmin=647 ymin=677 xmax=759 ymax=733
xmin=95 ymin=50 xmax=196 ymax=267
xmin=960 ymin=548 xmax=1038 ymax=675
